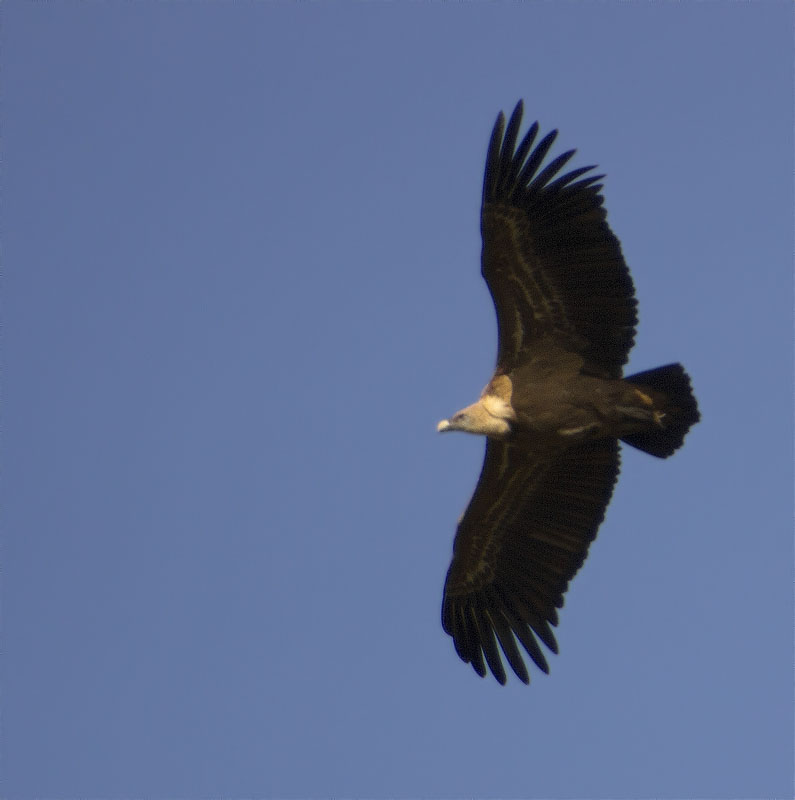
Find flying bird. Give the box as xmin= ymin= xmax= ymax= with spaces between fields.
xmin=437 ymin=101 xmax=700 ymax=685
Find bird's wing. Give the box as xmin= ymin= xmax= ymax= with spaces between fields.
xmin=442 ymin=437 xmax=620 ymax=684
xmin=481 ymin=100 xmax=637 ymax=378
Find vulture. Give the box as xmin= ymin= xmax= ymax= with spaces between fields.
xmin=437 ymin=101 xmax=700 ymax=685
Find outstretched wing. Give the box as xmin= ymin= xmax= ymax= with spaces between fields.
xmin=481 ymin=101 xmax=637 ymax=378
xmin=442 ymin=438 xmax=620 ymax=684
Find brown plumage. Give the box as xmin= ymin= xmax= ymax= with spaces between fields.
xmin=437 ymin=101 xmax=700 ymax=685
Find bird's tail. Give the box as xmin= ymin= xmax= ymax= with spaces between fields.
xmin=620 ymin=363 xmax=700 ymax=458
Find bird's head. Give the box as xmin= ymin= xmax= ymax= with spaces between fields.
xmin=437 ymin=398 xmax=511 ymax=437
xmin=436 ymin=410 xmax=473 ymax=433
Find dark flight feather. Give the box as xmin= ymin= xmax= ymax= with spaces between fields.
xmin=480 ymin=100 xmax=637 ymax=377
xmin=442 ymin=439 xmax=620 ymax=684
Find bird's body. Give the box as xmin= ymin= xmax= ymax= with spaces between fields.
xmin=437 ymin=102 xmax=700 ymax=685
xmin=451 ymin=343 xmax=687 ymax=447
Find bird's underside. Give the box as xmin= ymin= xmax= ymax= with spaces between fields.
xmin=437 ymin=101 xmax=700 ymax=685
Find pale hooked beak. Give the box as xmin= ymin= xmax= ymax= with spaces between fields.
xmin=437 ymin=419 xmax=452 ymax=432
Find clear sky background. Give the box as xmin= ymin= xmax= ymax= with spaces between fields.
xmin=4 ymin=2 xmax=793 ymax=798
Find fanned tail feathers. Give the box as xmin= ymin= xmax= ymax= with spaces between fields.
xmin=621 ymin=363 xmax=700 ymax=458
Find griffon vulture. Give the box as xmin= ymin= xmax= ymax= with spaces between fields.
xmin=437 ymin=101 xmax=700 ymax=685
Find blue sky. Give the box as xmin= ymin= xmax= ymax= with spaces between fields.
xmin=4 ymin=2 xmax=793 ymax=797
